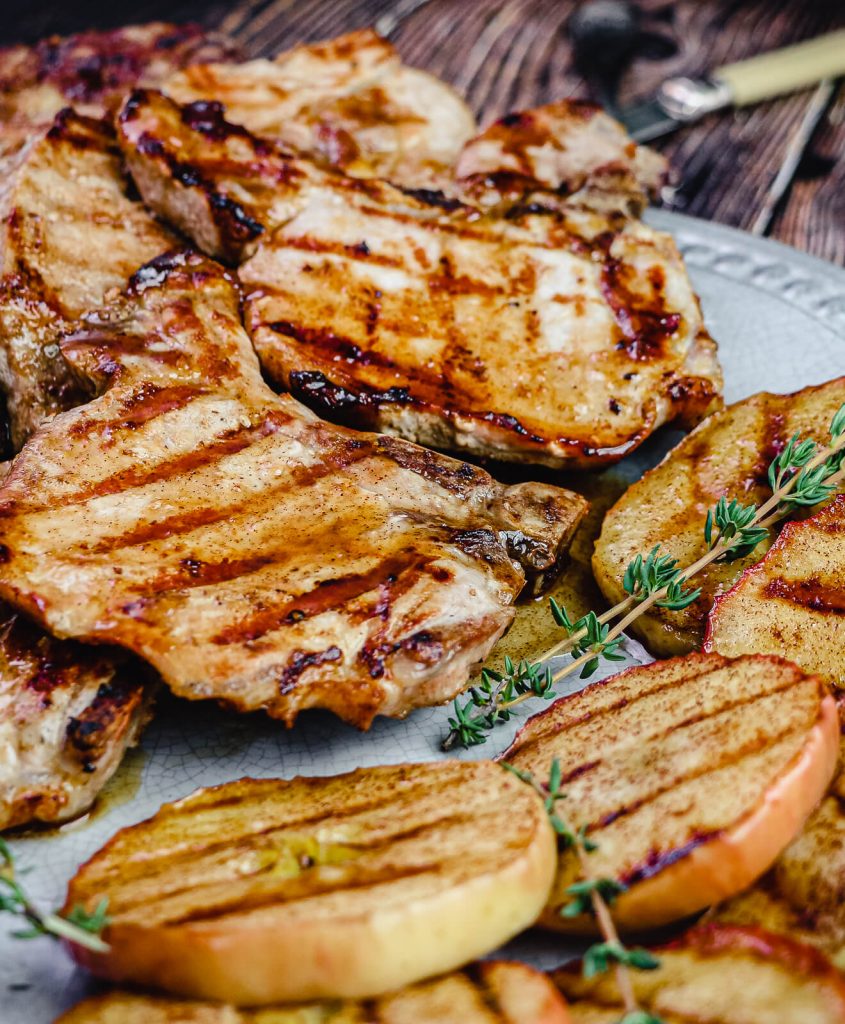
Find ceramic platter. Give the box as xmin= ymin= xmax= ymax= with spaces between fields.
xmin=3 ymin=210 xmax=845 ymax=1024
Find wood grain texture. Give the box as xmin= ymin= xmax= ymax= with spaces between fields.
xmin=1 ymin=0 xmax=843 ymax=264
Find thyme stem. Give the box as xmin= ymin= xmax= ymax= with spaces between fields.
xmin=0 ymin=839 xmax=109 ymax=953
xmin=444 ymin=410 xmax=845 ymax=749
xmin=505 ymin=762 xmax=660 ymax=1022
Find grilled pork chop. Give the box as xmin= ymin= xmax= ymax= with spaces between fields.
xmin=0 ymin=111 xmax=177 ymax=448
xmin=0 ymin=442 xmax=148 ymax=830
xmin=0 ymin=21 xmax=237 ymax=160
xmin=117 ymin=90 xmax=721 ymax=468
xmin=594 ymin=377 xmax=845 ymax=657
xmin=0 ymin=604 xmax=149 ymax=831
xmin=165 ymin=29 xmax=476 ymax=190
xmin=706 ymin=494 xmax=845 ymax=686
xmin=0 ymin=250 xmax=585 ymax=727
xmin=454 ymin=99 xmax=667 ymax=214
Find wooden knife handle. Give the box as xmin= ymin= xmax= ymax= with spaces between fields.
xmin=714 ymin=29 xmax=845 ymax=107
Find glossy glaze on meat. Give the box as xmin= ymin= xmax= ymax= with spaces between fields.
xmin=0 ymin=251 xmax=585 ymax=727
xmin=117 ymin=89 xmax=722 ymax=468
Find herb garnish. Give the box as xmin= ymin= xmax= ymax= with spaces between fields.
xmin=445 ymin=402 xmax=845 ymax=749
xmin=0 ymin=838 xmax=109 ymax=953
xmin=505 ymin=761 xmax=664 ymax=1024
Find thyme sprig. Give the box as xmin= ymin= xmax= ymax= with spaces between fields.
xmin=444 ymin=403 xmax=845 ymax=750
xmin=0 ymin=838 xmax=109 ymax=953
xmin=505 ymin=762 xmax=663 ymax=1024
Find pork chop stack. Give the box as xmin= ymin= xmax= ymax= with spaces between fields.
xmin=0 ymin=23 xmax=722 ymax=836
xmin=117 ymin=87 xmax=722 ymax=468
xmin=0 ymin=23 xmax=239 ymax=829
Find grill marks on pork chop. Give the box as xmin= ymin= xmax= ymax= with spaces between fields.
xmin=117 ymin=89 xmax=722 ymax=468
xmin=0 ymin=251 xmax=585 ymax=727
xmin=0 ymin=22 xmax=238 ymax=448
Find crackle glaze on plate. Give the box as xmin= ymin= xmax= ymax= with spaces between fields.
xmin=2 ymin=211 xmax=845 ymax=1023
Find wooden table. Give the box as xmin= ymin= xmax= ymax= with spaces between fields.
xmin=5 ymin=0 xmax=845 ymax=264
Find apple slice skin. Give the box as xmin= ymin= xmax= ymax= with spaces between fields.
xmin=62 ymin=762 xmax=558 ymax=1005
xmin=503 ymin=652 xmax=839 ymax=933
xmin=554 ymin=923 xmax=845 ymax=1023
xmin=705 ymin=494 xmax=845 ymax=688
xmin=55 ymin=961 xmax=573 ymax=1024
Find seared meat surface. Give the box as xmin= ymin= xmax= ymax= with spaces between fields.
xmin=0 ymin=606 xmax=149 ymax=831
xmin=0 ymin=22 xmax=238 ymax=161
xmin=165 ymin=29 xmax=476 ymax=190
xmin=0 ymin=250 xmax=585 ymax=727
xmin=594 ymin=377 xmax=845 ymax=656
xmin=0 ymin=111 xmax=177 ymax=449
xmin=118 ymin=90 xmax=721 ymax=468
xmin=454 ymin=100 xmax=667 ymax=213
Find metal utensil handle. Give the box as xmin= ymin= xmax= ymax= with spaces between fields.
xmin=714 ymin=29 xmax=845 ymax=107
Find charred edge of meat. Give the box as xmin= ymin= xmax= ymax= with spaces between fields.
xmin=481 ymin=411 xmax=545 ymax=444
xmin=278 ymin=646 xmax=342 ymax=695
xmin=179 ymin=99 xmax=273 ymax=154
xmin=65 ymin=676 xmax=143 ymax=772
xmin=121 ymin=92 xmax=264 ymax=249
xmin=45 ymin=107 xmax=116 ymax=150
xmin=359 ymin=630 xmax=445 ymax=680
xmin=128 ymin=248 xmax=239 ymax=293
xmin=449 ymin=528 xmax=512 ymax=567
xmin=400 ymin=187 xmax=465 ymax=211
xmin=374 ymin=434 xmax=481 ymax=493
xmin=500 ymin=529 xmax=554 ymax=572
xmin=495 ymin=100 xmax=600 ymax=131
xmin=289 ymin=370 xmax=413 ymax=425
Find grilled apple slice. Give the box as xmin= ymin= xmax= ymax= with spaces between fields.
xmin=715 ymin=702 xmax=845 ymax=965
xmin=706 ymin=495 xmax=845 ymax=687
xmin=63 ymin=762 xmax=557 ymax=1005
xmin=554 ymin=923 xmax=845 ymax=1022
xmin=503 ymin=652 xmax=838 ymax=932
xmin=57 ymin=961 xmax=572 ymax=1023
xmin=593 ymin=378 xmax=845 ymax=657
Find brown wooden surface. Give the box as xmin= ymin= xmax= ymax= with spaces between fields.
xmin=3 ymin=0 xmax=845 ymax=265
